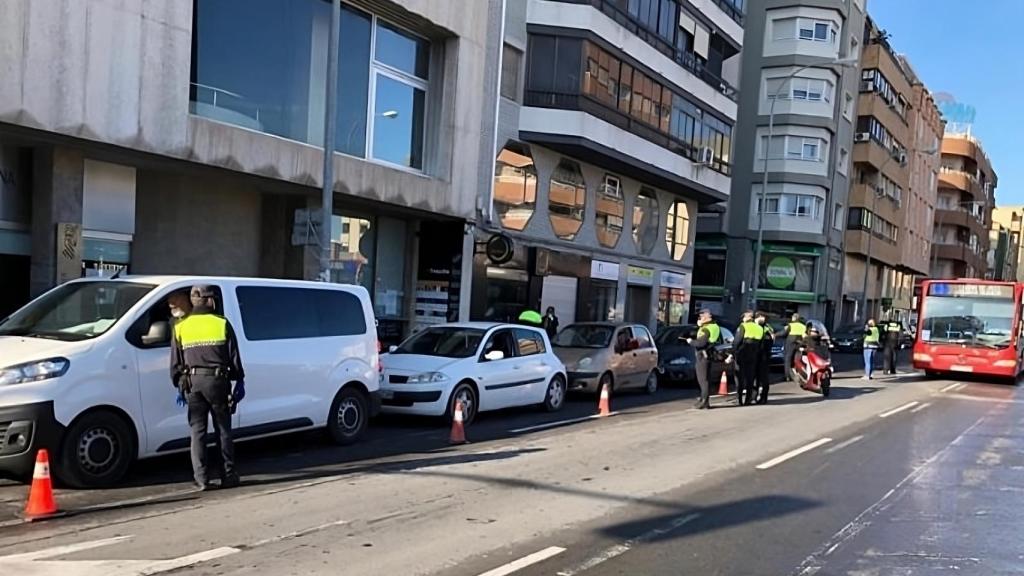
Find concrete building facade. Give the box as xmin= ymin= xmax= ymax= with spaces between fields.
xmin=0 ymin=0 xmax=501 ymax=344
xmin=989 ymin=207 xmax=1022 ymax=281
xmin=931 ymin=133 xmax=997 ymax=280
xmin=693 ymin=0 xmax=866 ymax=327
xmin=473 ymin=0 xmax=743 ymax=330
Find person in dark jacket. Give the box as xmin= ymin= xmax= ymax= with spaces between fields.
xmin=170 ymin=285 xmax=245 ymax=491
xmin=542 ymin=307 xmax=560 ymax=339
xmin=733 ymin=311 xmax=763 ymax=406
xmin=755 ymin=311 xmax=774 ymax=404
xmin=687 ymin=309 xmax=721 ymax=410
xmin=778 ymin=313 xmax=807 ymax=381
xmin=882 ymin=316 xmax=902 ymax=375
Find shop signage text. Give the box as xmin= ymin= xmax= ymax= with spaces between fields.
xmin=627 ymin=265 xmax=654 ymax=286
xmin=660 ymin=271 xmax=690 ymax=290
xmin=591 ymin=260 xmax=619 ymax=281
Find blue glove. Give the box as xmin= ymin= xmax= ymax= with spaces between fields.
xmin=175 ymin=392 xmax=187 ymax=408
xmin=232 ymin=380 xmax=245 ymax=404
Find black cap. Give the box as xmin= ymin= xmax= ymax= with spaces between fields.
xmin=698 ymin=308 xmax=712 ymax=317
xmin=190 ymin=284 xmax=217 ymax=299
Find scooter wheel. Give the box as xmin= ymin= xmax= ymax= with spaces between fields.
xmin=821 ymin=374 xmax=831 ymax=398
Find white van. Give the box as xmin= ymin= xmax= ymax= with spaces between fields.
xmin=0 ymin=276 xmax=380 ymax=488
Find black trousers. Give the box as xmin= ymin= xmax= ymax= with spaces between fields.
xmin=783 ymin=338 xmax=800 ymax=380
xmin=756 ymin=356 xmax=771 ymax=404
xmin=695 ymin=356 xmax=711 ymax=406
xmin=187 ymin=375 xmax=235 ymax=484
xmin=737 ymin=353 xmax=758 ymax=405
xmin=883 ymin=343 xmax=898 ymax=374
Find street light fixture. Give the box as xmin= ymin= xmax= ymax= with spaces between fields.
xmin=750 ymin=56 xmax=860 ymax=311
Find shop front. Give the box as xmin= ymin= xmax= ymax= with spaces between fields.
xmin=657 ymin=270 xmax=691 ymax=329
xmin=0 ymin=145 xmax=31 ymax=318
xmin=754 ymin=244 xmax=820 ymax=319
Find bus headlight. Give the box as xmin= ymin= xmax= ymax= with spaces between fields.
xmin=913 ymin=353 xmax=933 ymax=363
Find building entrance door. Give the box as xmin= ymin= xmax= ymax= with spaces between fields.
xmin=625 ymin=285 xmax=651 ymax=324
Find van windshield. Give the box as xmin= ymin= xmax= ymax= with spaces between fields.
xmin=0 ymin=281 xmax=155 ymax=341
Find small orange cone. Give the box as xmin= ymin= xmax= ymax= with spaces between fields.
xmin=449 ymin=400 xmax=468 ymax=444
xmin=24 ymin=449 xmax=60 ymax=521
xmin=598 ymin=382 xmax=611 ymax=417
xmin=717 ymin=371 xmax=729 ymax=396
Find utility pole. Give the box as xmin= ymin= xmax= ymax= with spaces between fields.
xmin=319 ymin=0 xmax=341 ymax=282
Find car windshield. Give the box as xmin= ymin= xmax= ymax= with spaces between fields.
xmin=393 ymin=327 xmax=486 ymax=358
xmin=553 ymin=325 xmax=614 ymax=348
xmin=920 ymin=295 xmax=1015 ymax=349
xmin=0 ymin=281 xmax=155 ymax=342
xmin=655 ymin=326 xmax=693 ymax=345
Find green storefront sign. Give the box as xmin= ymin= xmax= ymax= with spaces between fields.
xmin=766 ymin=256 xmax=796 ymax=289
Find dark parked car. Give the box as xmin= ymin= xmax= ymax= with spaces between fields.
xmin=832 ymin=324 xmax=864 ymax=353
xmin=655 ymin=324 xmax=735 ymax=387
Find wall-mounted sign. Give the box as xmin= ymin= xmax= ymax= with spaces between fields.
xmin=765 ymin=256 xmax=796 ymax=289
xmin=660 ymin=271 xmax=690 ymax=290
xmin=56 ymin=222 xmax=82 ymax=285
xmin=591 ymin=260 xmax=619 ymax=281
xmin=627 ymin=265 xmax=654 ymax=286
xmin=928 ymin=282 xmax=1013 ymax=298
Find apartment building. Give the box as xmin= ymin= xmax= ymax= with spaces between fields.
xmin=693 ymin=0 xmax=866 ymax=326
xmin=931 ymin=132 xmax=997 ymax=279
xmin=0 ymin=0 xmax=500 ymax=343
xmin=474 ymin=0 xmax=743 ymax=329
xmin=989 ymin=207 xmax=1022 ymax=281
xmin=841 ymin=15 xmax=914 ymax=324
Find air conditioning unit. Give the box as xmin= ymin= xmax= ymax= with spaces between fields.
xmin=860 ymin=80 xmax=875 ymax=92
xmin=698 ymin=146 xmax=715 ymax=166
xmin=854 ymin=132 xmax=870 ymax=142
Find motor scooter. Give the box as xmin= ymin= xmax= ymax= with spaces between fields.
xmin=791 ymin=344 xmax=833 ymax=397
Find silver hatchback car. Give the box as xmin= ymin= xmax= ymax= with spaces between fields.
xmin=552 ymin=322 xmax=660 ymax=395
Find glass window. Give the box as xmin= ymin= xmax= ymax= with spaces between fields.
xmin=371 ymin=74 xmax=426 ymax=169
xmin=657 ymin=288 xmax=687 ymax=327
xmin=331 ymin=215 xmax=375 ymax=294
xmin=633 ymin=189 xmax=660 ymax=255
xmin=514 ymin=328 xmax=546 ymax=356
xmin=374 ymin=21 xmax=429 ymax=80
xmin=548 ymin=159 xmax=586 ymax=240
xmin=553 ymin=324 xmax=614 ymax=348
xmin=634 ymin=325 xmax=654 ymax=348
xmin=494 ymin=142 xmax=537 ymax=231
xmin=483 ymin=329 xmax=517 ymax=359
xmin=758 ymin=254 xmax=815 ymax=292
xmin=666 ymin=201 xmax=690 ymax=260
xmin=0 ymin=281 xmax=154 ymax=341
xmin=336 ymin=4 xmax=372 ymax=156
xmin=501 ymin=44 xmax=522 ymax=101
xmin=693 ymin=249 xmax=726 ymax=286
xmin=374 ymin=217 xmax=407 ymax=319
xmin=235 ymin=286 xmax=367 ymax=341
xmin=596 ymin=174 xmax=625 ymax=248
xmin=191 ymin=0 xmax=331 ymax=145
xmin=393 ymin=326 xmax=485 ymax=358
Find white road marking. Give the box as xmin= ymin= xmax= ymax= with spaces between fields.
xmin=756 ymin=438 xmax=833 ymax=470
xmin=791 ymin=414 xmax=989 ymax=575
xmin=824 ymin=435 xmax=864 ymax=454
xmin=0 ymin=535 xmax=240 ymax=575
xmin=879 ymin=401 xmax=919 ymax=418
xmin=476 ymin=546 xmax=567 ymax=576
xmin=556 ymin=513 xmax=700 ymax=576
xmin=910 ymin=402 xmax=932 ymax=413
xmin=940 ymin=382 xmax=966 ymax=393
xmin=244 ymin=519 xmax=348 ymax=549
xmin=510 ymin=413 xmax=617 ymax=434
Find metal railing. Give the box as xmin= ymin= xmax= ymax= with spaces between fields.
xmin=190 ymin=82 xmax=262 ymax=127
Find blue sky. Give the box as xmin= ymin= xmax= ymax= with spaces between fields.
xmin=869 ymin=0 xmax=1024 ymax=206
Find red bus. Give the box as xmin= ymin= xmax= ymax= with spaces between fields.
xmin=913 ymin=279 xmax=1023 ymax=379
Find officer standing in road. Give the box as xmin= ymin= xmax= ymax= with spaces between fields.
xmin=862 ymin=318 xmax=881 ymax=380
xmin=687 ymin=309 xmax=721 ymax=410
xmin=755 ymin=311 xmax=774 ymax=404
xmin=170 ymin=285 xmax=245 ymax=491
xmin=883 ymin=316 xmax=902 ymax=375
xmin=542 ymin=307 xmax=560 ymax=339
xmin=733 ymin=311 xmax=764 ymax=406
xmin=778 ymin=313 xmax=807 ymax=381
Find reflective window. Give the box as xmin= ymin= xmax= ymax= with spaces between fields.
xmin=548 ymin=160 xmax=586 ymax=240
xmin=666 ymin=201 xmax=690 ymax=260
xmin=514 ymin=328 xmax=547 ymax=356
xmin=375 ymin=21 xmax=430 ymax=79
xmin=633 ymin=189 xmax=660 ymax=254
xmin=336 ymin=4 xmax=372 ymax=156
xmin=596 ymin=174 xmax=624 ymax=248
xmin=494 ymin=142 xmax=537 ymax=231
xmin=236 ymin=286 xmax=367 ymax=341
xmin=330 ymin=215 xmax=375 ymax=294
xmin=372 ymin=74 xmax=425 ymax=169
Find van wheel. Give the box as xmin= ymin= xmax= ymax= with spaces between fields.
xmin=57 ymin=410 xmax=135 ymax=488
xmin=327 ymin=387 xmax=368 ymax=446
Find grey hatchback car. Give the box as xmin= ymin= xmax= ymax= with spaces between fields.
xmin=552 ymin=322 xmax=660 ymax=395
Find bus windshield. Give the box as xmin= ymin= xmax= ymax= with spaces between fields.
xmin=919 ymin=295 xmax=1015 ymax=349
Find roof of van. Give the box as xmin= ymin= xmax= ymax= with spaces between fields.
xmin=71 ymin=275 xmax=366 ymax=291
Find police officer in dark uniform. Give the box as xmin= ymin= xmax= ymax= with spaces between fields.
xmin=170 ymin=285 xmax=245 ymax=491
xmin=733 ymin=311 xmax=763 ymax=406
xmin=754 ymin=311 xmax=774 ymax=404
xmin=778 ymin=313 xmax=807 ymax=381
xmin=687 ymin=309 xmax=721 ymax=410
xmin=883 ymin=316 xmax=902 ymax=375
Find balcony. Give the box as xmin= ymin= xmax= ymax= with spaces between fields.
xmin=932 ymin=243 xmax=987 ymax=273
xmin=844 ymin=229 xmax=900 ymax=268
xmin=935 ymin=207 xmax=986 ymax=236
xmin=938 ymin=168 xmax=983 ymax=200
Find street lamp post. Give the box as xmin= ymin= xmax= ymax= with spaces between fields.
xmin=750 ymin=57 xmax=859 ymax=311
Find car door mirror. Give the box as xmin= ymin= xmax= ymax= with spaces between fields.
xmin=484 ymin=350 xmax=505 ymax=362
xmin=141 ymin=320 xmax=170 ymax=346
xmin=388 ymin=345 xmax=398 ymax=353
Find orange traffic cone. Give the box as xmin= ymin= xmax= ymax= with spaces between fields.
xmin=598 ymin=382 xmax=611 ymax=417
xmin=24 ymin=449 xmax=60 ymax=521
xmin=449 ymin=400 xmax=468 ymax=444
xmin=717 ymin=371 xmax=729 ymax=396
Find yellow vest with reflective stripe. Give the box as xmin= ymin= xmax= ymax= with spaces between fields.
xmin=741 ymin=321 xmax=764 ymax=340
xmin=699 ymin=322 xmax=721 ymax=344
xmin=864 ymin=326 xmax=880 ymax=345
xmin=174 ymin=314 xmax=228 ymax=349
xmin=787 ymin=322 xmax=807 ymax=337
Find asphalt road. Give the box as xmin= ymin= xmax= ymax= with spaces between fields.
xmin=1 ymin=354 xmax=1018 ymax=576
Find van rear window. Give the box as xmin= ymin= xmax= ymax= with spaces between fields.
xmin=236 ymin=286 xmax=367 ymax=341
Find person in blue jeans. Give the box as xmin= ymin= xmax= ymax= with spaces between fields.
xmin=862 ymin=319 xmax=880 ymax=380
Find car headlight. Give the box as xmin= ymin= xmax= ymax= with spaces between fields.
xmin=406 ymin=371 xmax=448 ymax=384
xmin=0 ymin=357 xmax=70 ymax=386
xmin=577 ymin=357 xmax=593 ymax=368
xmin=668 ymin=356 xmax=691 ymax=366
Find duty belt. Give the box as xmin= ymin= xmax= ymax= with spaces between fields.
xmin=188 ymin=366 xmax=228 ymax=377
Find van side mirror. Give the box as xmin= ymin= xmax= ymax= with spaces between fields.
xmin=484 ymin=350 xmax=505 ymax=362
xmin=141 ymin=321 xmax=170 ymax=346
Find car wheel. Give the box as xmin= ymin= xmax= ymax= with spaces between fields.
xmin=543 ymin=375 xmax=567 ymax=412
xmin=327 ymin=386 xmax=368 ymax=446
xmin=447 ymin=382 xmax=478 ymax=425
xmin=57 ymin=410 xmax=135 ymax=488
xmin=644 ymin=370 xmax=658 ymax=395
